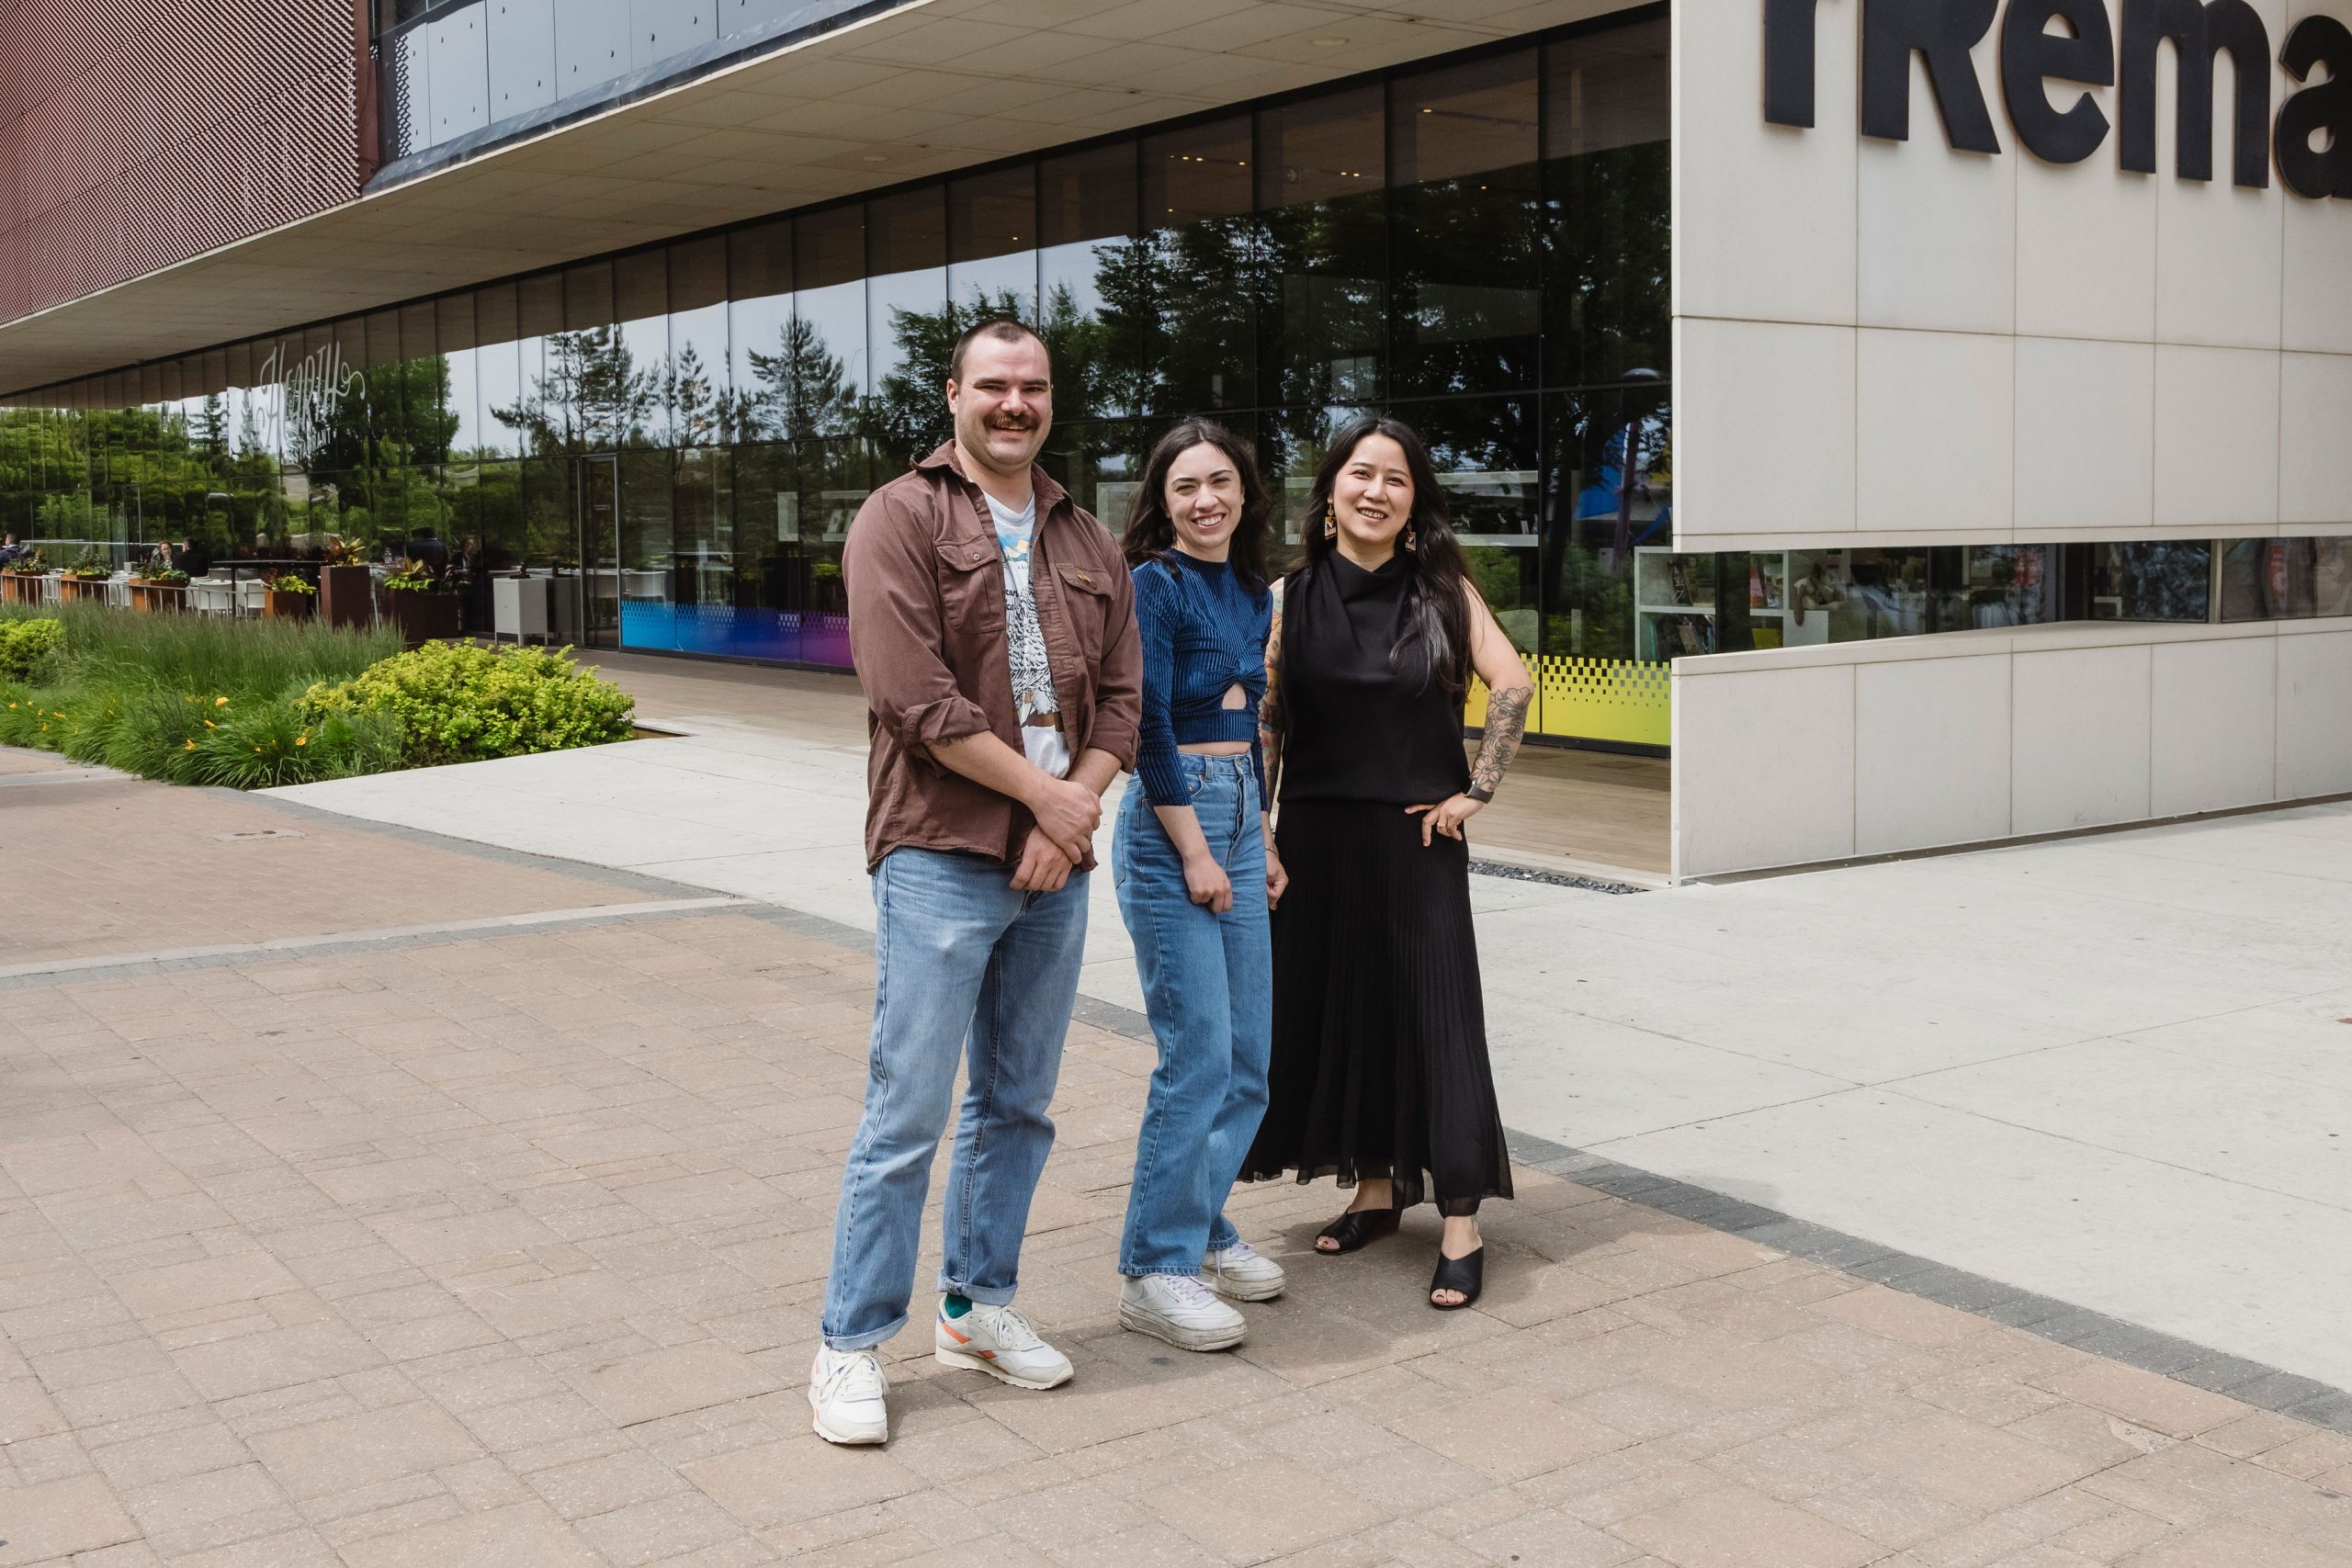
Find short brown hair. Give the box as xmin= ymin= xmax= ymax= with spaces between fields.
xmin=948 ymin=318 xmax=1048 ymax=382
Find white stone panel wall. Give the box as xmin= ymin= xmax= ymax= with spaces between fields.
xmin=1672 ymin=621 xmax=2352 ymax=879
xmin=1673 ymin=1 xmax=2352 ymax=552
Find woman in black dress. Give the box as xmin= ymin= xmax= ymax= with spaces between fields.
xmin=1242 ymin=415 xmax=1535 ymax=1310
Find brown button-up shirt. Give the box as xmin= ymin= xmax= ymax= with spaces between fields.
xmin=844 ymin=442 xmax=1142 ymax=873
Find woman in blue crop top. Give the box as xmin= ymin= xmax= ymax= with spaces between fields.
xmin=1108 ymin=419 xmax=1286 ymax=1351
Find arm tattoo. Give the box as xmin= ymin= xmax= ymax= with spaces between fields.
xmin=1470 ymin=683 xmax=1532 ymax=799
xmin=1258 ymin=588 xmax=1285 ymax=800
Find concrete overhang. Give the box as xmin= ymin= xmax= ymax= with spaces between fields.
xmin=0 ymin=0 xmax=1637 ymax=400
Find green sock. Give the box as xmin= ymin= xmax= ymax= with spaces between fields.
xmin=943 ymin=1292 xmax=973 ymax=1318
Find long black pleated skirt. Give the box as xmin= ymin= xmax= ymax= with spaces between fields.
xmin=1239 ymin=799 xmax=1512 ymax=1216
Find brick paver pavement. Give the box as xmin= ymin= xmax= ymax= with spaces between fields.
xmin=4 ymin=777 xmax=2350 ymax=1566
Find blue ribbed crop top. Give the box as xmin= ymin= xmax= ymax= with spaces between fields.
xmin=1131 ymin=551 xmax=1272 ymax=810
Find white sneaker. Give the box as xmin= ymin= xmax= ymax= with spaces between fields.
xmin=808 ymin=1347 xmax=888 ymax=1446
xmin=1120 ymin=1273 xmax=1248 ymax=1351
xmin=933 ymin=1300 xmax=1074 ymax=1389
xmin=1204 ymin=1241 xmax=1287 ymax=1303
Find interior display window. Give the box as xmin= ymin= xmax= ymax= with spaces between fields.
xmin=2221 ymin=537 xmax=2318 ymax=622
xmin=2089 ymin=542 xmax=2212 ymax=623
xmin=2316 ymin=539 xmax=2352 ymax=619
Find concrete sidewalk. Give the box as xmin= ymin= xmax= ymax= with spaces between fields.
xmin=272 ymin=713 xmax=2352 ymax=1407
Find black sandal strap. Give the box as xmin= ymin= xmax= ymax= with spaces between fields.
xmin=1315 ymin=1207 xmax=1400 ymax=1254
xmin=1428 ymin=1247 xmax=1485 ymax=1309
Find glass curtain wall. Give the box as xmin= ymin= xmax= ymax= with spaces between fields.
xmin=11 ymin=9 xmax=1692 ymax=749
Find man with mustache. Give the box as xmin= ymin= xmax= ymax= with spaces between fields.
xmin=811 ymin=319 xmax=1141 ymax=1446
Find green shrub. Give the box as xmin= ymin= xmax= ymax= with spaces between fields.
xmin=183 ymin=691 xmax=403 ymax=788
xmin=0 ymin=617 xmax=64 ymax=682
xmin=300 ymin=642 xmax=633 ymax=767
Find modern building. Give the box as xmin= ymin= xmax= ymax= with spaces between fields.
xmin=2 ymin=0 xmax=2347 ymax=879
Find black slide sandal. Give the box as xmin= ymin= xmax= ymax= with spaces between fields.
xmin=1428 ymin=1247 xmax=1484 ymax=1310
xmin=1315 ymin=1208 xmax=1400 ymax=1255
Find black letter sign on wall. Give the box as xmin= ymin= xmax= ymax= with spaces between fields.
xmin=1862 ymin=0 xmax=2004 ymax=151
xmin=2278 ymin=17 xmax=2352 ymax=198
xmin=1765 ymin=0 xmax=1826 ymax=126
xmin=2001 ymin=0 xmax=2117 ymax=162
xmin=2120 ymin=0 xmax=2273 ymax=186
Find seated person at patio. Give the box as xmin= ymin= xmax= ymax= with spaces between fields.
xmin=405 ymin=526 xmax=450 ymax=584
xmin=0 ymin=533 xmax=22 ymax=566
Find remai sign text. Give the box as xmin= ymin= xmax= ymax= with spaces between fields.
xmin=1763 ymin=0 xmax=2352 ymax=197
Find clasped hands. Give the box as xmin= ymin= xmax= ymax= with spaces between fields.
xmin=1012 ymin=774 xmax=1103 ymax=893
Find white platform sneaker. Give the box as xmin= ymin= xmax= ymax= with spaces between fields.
xmin=933 ymin=1300 xmax=1074 ymax=1390
xmin=808 ymin=1347 xmax=889 ymax=1446
xmin=1204 ymin=1241 xmax=1287 ymax=1303
xmin=1120 ymin=1273 xmax=1248 ymax=1351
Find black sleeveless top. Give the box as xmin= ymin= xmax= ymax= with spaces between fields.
xmin=1277 ymin=554 xmax=1470 ymax=807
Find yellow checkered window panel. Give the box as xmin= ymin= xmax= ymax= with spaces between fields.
xmin=1466 ymin=657 xmax=1669 ymax=749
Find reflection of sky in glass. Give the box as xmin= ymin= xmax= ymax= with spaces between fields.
xmin=798 ymin=281 xmax=865 ymax=414
xmin=444 ymin=345 xmax=482 ymax=456
xmin=729 ymin=288 xmax=789 ymax=434
xmin=476 ymin=336 xmax=522 ymax=457
xmin=1037 ymin=242 xmax=1109 ymax=321
xmin=619 ymin=311 xmax=670 ymax=446
xmin=948 ymin=251 xmax=1035 ymax=320
xmin=867 ymin=266 xmax=943 ymax=394
xmin=669 ymin=301 xmax=729 ymax=445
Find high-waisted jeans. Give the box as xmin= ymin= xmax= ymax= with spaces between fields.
xmin=820 ymin=846 xmax=1090 ymax=1350
xmin=1112 ymin=754 xmax=1272 ymax=1277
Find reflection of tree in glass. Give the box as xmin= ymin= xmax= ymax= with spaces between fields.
xmin=741 ymin=315 xmax=858 ymax=444
xmin=665 ymin=343 xmax=723 ymax=448
xmin=491 ymin=327 xmax=657 ymax=455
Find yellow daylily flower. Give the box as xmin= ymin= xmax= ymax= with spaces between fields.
xmin=214 ymin=695 xmax=229 ymax=707
xmin=295 ymin=735 xmax=309 ymax=746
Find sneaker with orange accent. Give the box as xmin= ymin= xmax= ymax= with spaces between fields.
xmin=933 ymin=1298 xmax=1073 ymax=1389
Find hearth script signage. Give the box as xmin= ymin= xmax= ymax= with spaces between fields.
xmin=1762 ymin=0 xmax=2352 ymax=198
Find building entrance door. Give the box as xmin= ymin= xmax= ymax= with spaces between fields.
xmin=574 ymin=453 xmax=620 ymax=650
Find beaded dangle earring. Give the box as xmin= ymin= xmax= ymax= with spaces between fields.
xmin=1323 ymin=500 xmax=1338 ymax=540
xmin=1403 ymin=523 xmax=1419 ymax=553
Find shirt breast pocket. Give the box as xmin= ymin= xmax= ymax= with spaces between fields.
xmin=1052 ymin=560 xmax=1112 ymax=651
xmin=936 ymin=537 xmax=1000 ymax=630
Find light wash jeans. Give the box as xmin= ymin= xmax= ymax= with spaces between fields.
xmin=1112 ymin=754 xmax=1272 ymax=1278
xmin=820 ymin=846 xmax=1090 ymax=1350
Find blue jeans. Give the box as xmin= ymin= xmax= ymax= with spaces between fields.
xmin=820 ymin=847 xmax=1091 ymax=1350
xmin=1112 ymin=754 xmax=1272 ymax=1277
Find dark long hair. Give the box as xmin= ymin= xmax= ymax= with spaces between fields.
xmin=1119 ymin=419 xmax=1272 ymax=590
xmin=1297 ymin=414 xmax=1472 ymax=693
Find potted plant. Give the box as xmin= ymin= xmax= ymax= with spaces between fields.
xmin=378 ymin=558 xmax=460 ymax=648
xmin=0 ymin=549 xmax=46 ymax=604
xmin=128 ymin=563 xmax=189 ymax=612
xmin=263 ymin=573 xmax=316 ymax=620
xmin=318 ymin=536 xmax=374 ymax=630
xmin=57 ymin=547 xmax=111 ymax=603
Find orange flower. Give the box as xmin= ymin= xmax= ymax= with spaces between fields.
xmin=203 ymin=719 xmax=215 ymax=728
xmin=295 ymin=735 xmax=309 ymax=747
xmin=214 ymin=695 xmax=229 ymax=707
xmin=184 ymin=739 xmax=196 ymax=750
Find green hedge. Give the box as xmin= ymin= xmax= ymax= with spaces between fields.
xmin=0 ymin=617 xmax=64 ymax=682
xmin=300 ymin=642 xmax=636 ymax=768
xmin=0 ymin=606 xmax=633 ymax=787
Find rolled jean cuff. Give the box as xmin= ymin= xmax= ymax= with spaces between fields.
xmin=1207 ymin=1217 xmax=1240 ymax=1251
xmin=934 ymin=1275 xmax=1018 ymax=1308
xmin=820 ymin=1310 xmax=907 ymax=1353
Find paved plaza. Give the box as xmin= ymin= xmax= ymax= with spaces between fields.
xmin=4 ymin=696 xmax=2352 ymax=1564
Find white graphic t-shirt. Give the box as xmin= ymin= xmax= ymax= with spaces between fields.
xmin=984 ymin=490 xmax=1071 ymax=780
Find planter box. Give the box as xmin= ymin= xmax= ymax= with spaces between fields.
xmin=318 ymin=564 xmax=374 ymax=630
xmin=263 ymin=589 xmax=315 ymax=621
xmin=0 ymin=573 xmax=41 ymax=604
xmin=380 ymin=590 xmax=461 ymax=649
xmin=57 ymin=575 xmax=108 ymax=603
xmin=128 ymin=580 xmax=187 ymax=613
